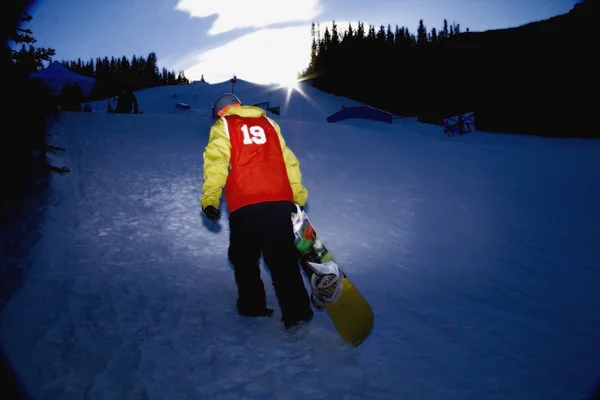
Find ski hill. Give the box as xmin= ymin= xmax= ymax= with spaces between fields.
xmin=94 ymin=78 xmax=365 ymax=121
xmin=1 ymin=78 xmax=600 ymax=400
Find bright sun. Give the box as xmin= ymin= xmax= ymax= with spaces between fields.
xmin=275 ymin=75 xmax=310 ymax=110
xmin=280 ymin=78 xmax=299 ymax=91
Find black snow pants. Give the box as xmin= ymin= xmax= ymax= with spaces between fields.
xmin=228 ymin=201 xmax=313 ymax=325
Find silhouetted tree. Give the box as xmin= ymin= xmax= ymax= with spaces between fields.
xmin=2 ymin=9 xmax=63 ymax=226
xmin=302 ymin=18 xmax=468 ymax=116
xmin=302 ymin=7 xmax=598 ymax=138
xmin=60 ymin=51 xmax=189 ymax=101
xmin=417 ymin=19 xmax=428 ymax=47
xmin=59 ymin=82 xmax=85 ymax=111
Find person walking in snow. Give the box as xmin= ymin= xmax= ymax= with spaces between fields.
xmin=115 ymin=88 xmax=139 ymax=114
xmin=200 ymin=93 xmax=314 ymax=329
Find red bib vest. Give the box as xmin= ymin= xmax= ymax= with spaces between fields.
xmin=223 ymin=114 xmax=293 ymax=213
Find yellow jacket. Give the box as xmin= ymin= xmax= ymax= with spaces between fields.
xmin=200 ymin=105 xmax=308 ymax=210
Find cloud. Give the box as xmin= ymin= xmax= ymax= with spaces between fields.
xmin=184 ymin=25 xmax=313 ymax=85
xmin=179 ymin=21 xmax=367 ymax=85
xmin=175 ymin=0 xmax=323 ymax=35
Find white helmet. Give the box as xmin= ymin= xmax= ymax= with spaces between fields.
xmin=212 ymin=93 xmax=241 ymax=120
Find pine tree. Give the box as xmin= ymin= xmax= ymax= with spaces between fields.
xmin=441 ymin=19 xmax=449 ymax=41
xmin=386 ymin=24 xmax=394 ymax=46
xmin=417 ymin=19 xmax=428 ymax=47
xmin=145 ymin=52 xmax=159 ymax=87
xmin=430 ymin=27 xmax=438 ymax=44
xmin=356 ymin=22 xmax=365 ymax=39
xmin=323 ymin=26 xmax=331 ymax=50
xmin=3 ymin=10 xmax=66 ymax=225
xmin=308 ymin=22 xmax=318 ymax=73
xmin=367 ymin=25 xmax=376 ymax=40
xmin=10 ymin=18 xmax=55 ymax=75
xmin=345 ymin=22 xmax=354 ymax=43
xmin=176 ymin=70 xmax=189 ymax=85
xmin=331 ymin=21 xmax=340 ymax=47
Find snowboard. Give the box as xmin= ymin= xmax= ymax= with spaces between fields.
xmin=291 ymin=205 xmax=374 ymax=346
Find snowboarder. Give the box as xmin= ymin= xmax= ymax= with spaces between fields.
xmin=115 ymin=88 xmax=139 ymax=114
xmin=200 ymin=93 xmax=314 ymax=329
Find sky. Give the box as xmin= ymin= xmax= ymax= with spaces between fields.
xmin=25 ymin=0 xmax=579 ymax=85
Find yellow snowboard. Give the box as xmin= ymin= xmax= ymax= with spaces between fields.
xmin=292 ymin=206 xmax=374 ymax=346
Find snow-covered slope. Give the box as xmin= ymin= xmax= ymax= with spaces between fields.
xmin=90 ymin=78 xmax=364 ymax=122
xmin=1 ymin=80 xmax=600 ymax=400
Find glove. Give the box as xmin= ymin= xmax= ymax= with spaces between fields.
xmin=203 ymin=205 xmax=221 ymax=221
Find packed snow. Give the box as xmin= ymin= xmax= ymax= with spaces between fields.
xmin=1 ymin=79 xmax=600 ymax=400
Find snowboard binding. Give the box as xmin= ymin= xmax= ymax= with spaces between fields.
xmin=307 ymin=260 xmax=344 ymax=304
xmin=292 ymin=203 xmax=344 ymax=306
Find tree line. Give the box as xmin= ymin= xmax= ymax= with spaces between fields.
xmin=302 ymin=19 xmax=469 ymax=117
xmin=301 ymin=3 xmax=597 ymax=138
xmin=12 ymin=29 xmax=190 ymax=103
xmin=58 ymin=53 xmax=189 ymax=101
